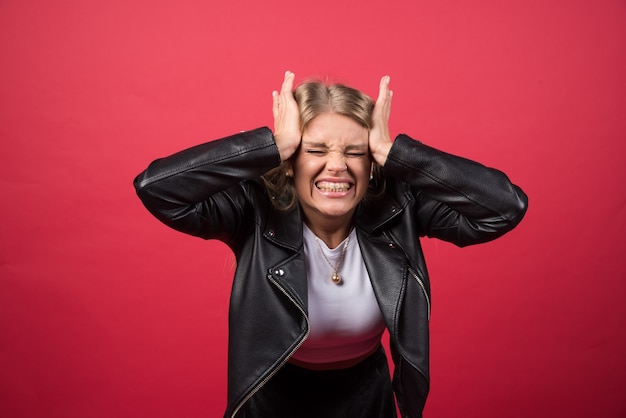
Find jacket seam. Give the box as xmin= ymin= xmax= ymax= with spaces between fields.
xmin=387 ymin=144 xmax=515 ymax=225
xmin=141 ymin=140 xmax=278 ymax=189
xmin=391 ymin=257 xmax=431 ymax=384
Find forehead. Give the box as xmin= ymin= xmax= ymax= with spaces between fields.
xmin=303 ymin=112 xmax=368 ymax=146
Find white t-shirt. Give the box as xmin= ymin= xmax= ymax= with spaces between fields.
xmin=291 ymin=224 xmax=386 ymax=364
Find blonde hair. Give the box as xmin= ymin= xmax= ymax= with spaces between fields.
xmin=297 ymin=81 xmax=374 ymax=130
xmin=262 ymin=80 xmax=384 ymax=211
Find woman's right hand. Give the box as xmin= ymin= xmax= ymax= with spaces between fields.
xmin=272 ymin=71 xmax=301 ymax=161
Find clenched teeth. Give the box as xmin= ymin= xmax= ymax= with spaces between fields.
xmin=316 ymin=181 xmax=351 ymax=192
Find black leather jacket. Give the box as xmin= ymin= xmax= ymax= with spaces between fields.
xmin=134 ymin=127 xmax=528 ymax=417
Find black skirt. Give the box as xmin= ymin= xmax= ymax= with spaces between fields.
xmin=238 ymin=345 xmax=397 ymax=418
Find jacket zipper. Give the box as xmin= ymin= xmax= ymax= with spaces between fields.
xmin=230 ymin=274 xmax=310 ymax=418
xmin=409 ymin=268 xmax=431 ymax=321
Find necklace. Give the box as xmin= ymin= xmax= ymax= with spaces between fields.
xmin=315 ymin=229 xmax=352 ymax=285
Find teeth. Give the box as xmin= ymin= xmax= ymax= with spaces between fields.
xmin=316 ymin=181 xmax=351 ymax=192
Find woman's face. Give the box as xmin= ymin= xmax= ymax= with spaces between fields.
xmin=292 ymin=112 xmax=371 ymax=226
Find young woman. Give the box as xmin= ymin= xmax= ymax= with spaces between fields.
xmin=134 ymin=71 xmax=528 ymax=417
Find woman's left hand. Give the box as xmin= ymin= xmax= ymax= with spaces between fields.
xmin=369 ymin=75 xmax=393 ymax=166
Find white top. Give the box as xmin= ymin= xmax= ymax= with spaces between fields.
xmin=291 ymin=224 xmax=386 ymax=364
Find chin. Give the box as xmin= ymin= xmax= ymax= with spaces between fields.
xmin=318 ymin=204 xmax=356 ymax=219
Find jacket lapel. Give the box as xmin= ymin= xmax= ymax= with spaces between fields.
xmin=263 ymin=205 xmax=308 ymax=310
xmin=355 ymin=187 xmax=412 ymax=330
xmin=356 ymin=228 xmax=407 ymax=331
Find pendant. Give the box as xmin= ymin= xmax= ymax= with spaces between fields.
xmin=331 ymin=272 xmax=342 ymax=284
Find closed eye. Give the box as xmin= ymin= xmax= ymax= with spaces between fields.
xmin=306 ymin=149 xmax=327 ymax=155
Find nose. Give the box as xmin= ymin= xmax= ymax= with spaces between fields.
xmin=326 ymin=151 xmax=347 ymax=173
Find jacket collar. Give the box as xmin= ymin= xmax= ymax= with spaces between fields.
xmin=355 ymin=187 xmax=409 ymax=234
xmin=262 ymin=204 xmax=304 ymax=251
xmin=262 ymin=186 xmax=410 ymax=249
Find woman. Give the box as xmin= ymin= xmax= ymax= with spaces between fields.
xmin=134 ymin=71 xmax=528 ymax=417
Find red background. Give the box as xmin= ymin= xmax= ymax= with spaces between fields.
xmin=1 ymin=0 xmax=625 ymax=417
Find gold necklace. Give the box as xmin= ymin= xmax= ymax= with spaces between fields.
xmin=315 ymin=230 xmax=352 ymax=285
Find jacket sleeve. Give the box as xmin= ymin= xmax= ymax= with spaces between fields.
xmin=384 ymin=134 xmax=528 ymax=247
xmin=133 ymin=127 xmax=281 ymax=242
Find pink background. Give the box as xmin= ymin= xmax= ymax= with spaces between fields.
xmin=1 ymin=0 xmax=625 ymax=417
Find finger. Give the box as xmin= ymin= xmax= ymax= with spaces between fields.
xmin=279 ymin=71 xmax=296 ymax=111
xmin=377 ymin=76 xmax=389 ymax=101
xmin=281 ymin=70 xmax=295 ymax=96
xmin=272 ymin=90 xmax=280 ymax=118
xmin=386 ymin=87 xmax=393 ymax=118
xmin=377 ymin=76 xmax=392 ymax=106
xmin=273 ymin=71 xmax=292 ymax=118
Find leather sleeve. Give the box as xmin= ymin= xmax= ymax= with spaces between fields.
xmin=384 ymin=134 xmax=528 ymax=246
xmin=133 ymin=127 xmax=281 ymax=242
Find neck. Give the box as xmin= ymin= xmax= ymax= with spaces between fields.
xmin=304 ymin=220 xmax=353 ymax=249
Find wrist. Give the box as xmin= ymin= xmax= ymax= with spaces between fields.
xmin=370 ymin=141 xmax=392 ymax=166
xmin=274 ymin=132 xmax=300 ymax=162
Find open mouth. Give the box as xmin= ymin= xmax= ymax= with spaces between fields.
xmin=315 ymin=181 xmax=352 ymax=192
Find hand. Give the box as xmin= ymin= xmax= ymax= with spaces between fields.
xmin=369 ymin=75 xmax=393 ymax=166
xmin=272 ymin=71 xmax=301 ymax=161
